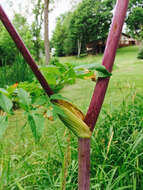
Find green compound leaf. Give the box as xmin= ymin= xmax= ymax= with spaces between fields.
xmin=28 ymin=113 xmax=45 ymax=143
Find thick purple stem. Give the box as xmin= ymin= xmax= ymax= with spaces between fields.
xmin=78 ymin=1 xmax=129 ymax=190
xmin=0 ymin=5 xmax=53 ymax=97
xmin=78 ymin=139 xmax=90 ymax=190
xmin=85 ymin=0 xmax=129 ymax=131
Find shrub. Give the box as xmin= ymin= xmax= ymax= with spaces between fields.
xmin=50 ymin=57 xmax=60 ymax=65
xmin=0 ymin=16 xmax=35 ymax=66
xmin=0 ymin=56 xmax=34 ymax=88
xmin=137 ymin=47 xmax=143 ymax=59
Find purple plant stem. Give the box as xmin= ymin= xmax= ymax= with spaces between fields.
xmin=0 ymin=5 xmax=53 ymax=97
xmin=78 ymin=139 xmax=90 ymax=189
xmin=78 ymin=1 xmax=129 ymax=190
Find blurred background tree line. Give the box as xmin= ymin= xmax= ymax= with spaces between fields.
xmin=0 ymin=0 xmax=143 ymax=66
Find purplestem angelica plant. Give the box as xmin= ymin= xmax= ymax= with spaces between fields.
xmin=0 ymin=1 xmax=129 ymax=189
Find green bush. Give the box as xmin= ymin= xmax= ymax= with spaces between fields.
xmin=0 ymin=14 xmax=35 ymax=66
xmin=49 ymin=57 xmax=60 ymax=65
xmin=137 ymin=47 xmax=143 ymax=59
xmin=0 ymin=56 xmax=34 ymax=88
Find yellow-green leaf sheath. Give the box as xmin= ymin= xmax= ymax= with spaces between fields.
xmin=56 ymin=101 xmax=92 ymax=138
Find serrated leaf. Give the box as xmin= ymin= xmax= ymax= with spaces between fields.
xmin=94 ymin=64 xmax=112 ymax=77
xmin=28 ymin=113 xmax=45 ymax=143
xmin=74 ymin=63 xmax=111 ymax=78
xmin=17 ymin=88 xmax=31 ymax=107
xmin=34 ymin=96 xmax=49 ymax=106
xmin=0 ymin=93 xmax=13 ymax=113
xmin=0 ymin=116 xmax=8 ymax=138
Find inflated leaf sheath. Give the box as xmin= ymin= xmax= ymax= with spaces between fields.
xmin=55 ymin=100 xmax=92 ymax=139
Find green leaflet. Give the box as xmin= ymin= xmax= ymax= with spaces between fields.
xmin=0 ymin=93 xmax=13 ymax=113
xmin=17 ymin=88 xmax=32 ymax=111
xmin=28 ymin=113 xmax=45 ymax=143
xmin=17 ymin=88 xmax=31 ymax=107
xmin=95 ymin=64 xmax=112 ymax=78
xmin=74 ymin=63 xmax=112 ymax=78
xmin=0 ymin=116 xmax=8 ymax=138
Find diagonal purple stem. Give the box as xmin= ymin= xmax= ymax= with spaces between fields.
xmin=78 ymin=1 xmax=129 ymax=190
xmin=0 ymin=5 xmax=53 ymax=97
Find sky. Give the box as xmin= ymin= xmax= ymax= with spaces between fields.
xmin=0 ymin=0 xmax=79 ymax=37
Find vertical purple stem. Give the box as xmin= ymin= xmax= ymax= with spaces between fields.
xmin=78 ymin=1 xmax=129 ymax=190
xmin=0 ymin=5 xmax=53 ymax=97
xmin=78 ymin=139 xmax=90 ymax=190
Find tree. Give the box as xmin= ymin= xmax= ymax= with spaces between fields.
xmin=51 ymin=13 xmax=72 ymax=56
xmin=44 ymin=0 xmax=50 ymax=65
xmin=72 ymin=0 xmax=113 ymax=55
xmin=128 ymin=0 xmax=143 ymax=10
xmin=126 ymin=7 xmax=143 ymax=40
xmin=0 ymin=22 xmax=17 ymax=65
xmin=33 ymin=0 xmax=55 ymax=64
xmin=52 ymin=0 xmax=114 ymax=56
xmin=125 ymin=0 xmax=143 ymax=59
xmin=51 ymin=18 xmax=64 ymax=56
xmin=0 ymin=13 xmax=34 ymax=65
xmin=32 ymin=0 xmax=44 ymax=61
xmin=126 ymin=0 xmax=143 ymax=41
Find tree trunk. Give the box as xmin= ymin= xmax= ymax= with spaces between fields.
xmin=77 ymin=38 xmax=81 ymax=57
xmin=44 ymin=0 xmax=50 ymax=65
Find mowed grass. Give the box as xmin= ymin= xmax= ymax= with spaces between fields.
xmin=60 ymin=46 xmax=143 ymax=111
xmin=0 ymin=46 xmax=143 ymax=189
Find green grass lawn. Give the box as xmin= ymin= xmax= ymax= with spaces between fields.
xmin=60 ymin=46 xmax=143 ymax=111
xmin=1 ymin=46 xmax=143 ymax=189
